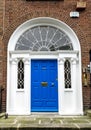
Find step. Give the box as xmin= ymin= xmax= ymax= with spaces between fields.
xmin=0 ymin=115 xmax=91 ymax=129
xmin=86 ymin=109 xmax=91 ymax=117
xmin=0 ymin=113 xmax=5 ymax=118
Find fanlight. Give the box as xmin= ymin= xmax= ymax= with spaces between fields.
xmin=15 ymin=26 xmax=73 ymax=51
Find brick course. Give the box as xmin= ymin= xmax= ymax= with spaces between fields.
xmin=0 ymin=0 xmax=91 ymax=112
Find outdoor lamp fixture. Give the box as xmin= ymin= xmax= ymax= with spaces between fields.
xmin=82 ymin=50 xmax=91 ymax=87
xmin=89 ymin=50 xmax=91 ymax=87
xmin=82 ymin=67 xmax=88 ymax=87
xmin=87 ymin=51 xmax=91 ymax=76
xmin=85 ymin=50 xmax=91 ymax=87
xmin=87 ymin=50 xmax=91 ymax=109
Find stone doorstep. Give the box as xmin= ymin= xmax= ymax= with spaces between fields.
xmin=0 ymin=113 xmax=5 ymax=118
xmin=0 ymin=115 xmax=91 ymax=129
xmin=0 ymin=126 xmax=91 ymax=130
xmin=86 ymin=109 xmax=91 ymax=117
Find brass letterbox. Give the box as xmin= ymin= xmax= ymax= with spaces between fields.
xmin=41 ymin=82 xmax=48 ymax=87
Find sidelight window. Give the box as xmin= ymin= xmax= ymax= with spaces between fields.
xmin=64 ymin=60 xmax=71 ymax=88
xmin=17 ymin=60 xmax=24 ymax=89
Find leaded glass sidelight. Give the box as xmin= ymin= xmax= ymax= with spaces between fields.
xmin=15 ymin=26 xmax=73 ymax=51
xmin=17 ymin=60 xmax=24 ymax=89
xmin=64 ymin=60 xmax=71 ymax=88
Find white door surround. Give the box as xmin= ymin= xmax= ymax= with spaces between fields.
xmin=7 ymin=17 xmax=83 ymax=115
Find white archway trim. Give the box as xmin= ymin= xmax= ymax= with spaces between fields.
xmin=7 ymin=17 xmax=83 ymax=115
xmin=8 ymin=17 xmax=80 ymax=51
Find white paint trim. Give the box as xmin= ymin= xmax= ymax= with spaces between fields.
xmin=8 ymin=17 xmax=80 ymax=51
xmin=7 ymin=17 xmax=83 ymax=115
xmin=7 ymin=51 xmax=83 ymax=115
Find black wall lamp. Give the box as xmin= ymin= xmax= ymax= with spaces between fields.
xmin=83 ymin=50 xmax=91 ymax=87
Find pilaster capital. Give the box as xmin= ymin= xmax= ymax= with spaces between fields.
xmin=71 ymin=58 xmax=78 ymax=65
xmin=58 ymin=58 xmax=65 ymax=65
xmin=10 ymin=58 xmax=18 ymax=65
xmin=23 ymin=58 xmax=30 ymax=65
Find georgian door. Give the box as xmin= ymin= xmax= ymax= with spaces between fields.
xmin=31 ymin=60 xmax=58 ymax=112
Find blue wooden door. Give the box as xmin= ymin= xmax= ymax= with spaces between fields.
xmin=31 ymin=60 xmax=58 ymax=112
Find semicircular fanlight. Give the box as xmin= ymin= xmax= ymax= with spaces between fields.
xmin=15 ymin=26 xmax=73 ymax=51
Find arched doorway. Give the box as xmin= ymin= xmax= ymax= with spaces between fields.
xmin=7 ymin=17 xmax=83 ymax=115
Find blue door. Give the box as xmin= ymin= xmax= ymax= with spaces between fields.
xmin=31 ymin=60 xmax=58 ymax=112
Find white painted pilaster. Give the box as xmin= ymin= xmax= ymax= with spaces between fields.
xmin=71 ymin=58 xmax=78 ymax=112
xmin=23 ymin=58 xmax=30 ymax=114
xmin=58 ymin=58 xmax=65 ymax=115
xmin=8 ymin=58 xmax=18 ymax=114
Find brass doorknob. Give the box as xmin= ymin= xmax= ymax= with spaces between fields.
xmin=51 ymin=83 xmax=54 ymax=86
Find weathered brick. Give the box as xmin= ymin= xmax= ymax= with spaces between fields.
xmin=0 ymin=0 xmax=91 ymax=111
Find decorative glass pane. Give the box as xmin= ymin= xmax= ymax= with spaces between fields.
xmin=17 ymin=60 xmax=24 ymax=89
xmin=64 ymin=60 xmax=71 ymax=88
xmin=15 ymin=26 xmax=73 ymax=51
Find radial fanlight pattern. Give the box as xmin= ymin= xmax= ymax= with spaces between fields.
xmin=15 ymin=26 xmax=73 ymax=51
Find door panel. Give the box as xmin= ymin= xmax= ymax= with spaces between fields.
xmin=31 ymin=60 xmax=58 ymax=112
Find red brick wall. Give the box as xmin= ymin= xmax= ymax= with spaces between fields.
xmin=0 ymin=0 xmax=91 ymax=112
xmin=0 ymin=0 xmax=6 ymax=112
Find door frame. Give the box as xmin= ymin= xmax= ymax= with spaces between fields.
xmin=30 ymin=52 xmax=59 ymax=113
xmin=7 ymin=50 xmax=83 ymax=115
xmin=7 ymin=17 xmax=83 ymax=115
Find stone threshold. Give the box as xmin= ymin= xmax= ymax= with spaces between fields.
xmin=0 ymin=114 xmax=91 ymax=129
